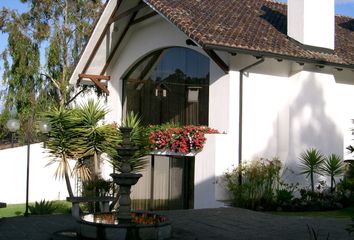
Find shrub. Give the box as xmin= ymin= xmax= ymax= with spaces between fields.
xmin=29 ymin=199 xmax=57 ymax=215
xmin=298 ymin=148 xmax=325 ymax=192
xmin=224 ymin=158 xmax=282 ymax=210
xmin=321 ymin=154 xmax=344 ymax=192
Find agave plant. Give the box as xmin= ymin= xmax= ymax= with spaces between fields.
xmin=29 ymin=199 xmax=57 ymax=215
xmin=298 ymin=148 xmax=325 ymax=192
xmin=109 ymin=111 xmax=148 ymax=173
xmin=322 ymin=154 xmax=344 ymax=192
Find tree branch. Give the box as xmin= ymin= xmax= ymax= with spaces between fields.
xmin=65 ymin=88 xmax=86 ymax=107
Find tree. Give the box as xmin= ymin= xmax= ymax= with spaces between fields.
xmin=44 ymin=106 xmax=78 ymax=197
xmin=322 ymin=154 xmax=344 ymax=192
xmin=298 ymin=148 xmax=325 ymax=192
xmin=45 ymin=101 xmax=121 ymax=197
xmin=73 ymin=100 xmax=120 ymax=179
xmin=0 ymin=1 xmax=104 ymax=143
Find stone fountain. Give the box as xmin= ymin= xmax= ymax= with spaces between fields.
xmin=78 ymin=127 xmax=171 ymax=240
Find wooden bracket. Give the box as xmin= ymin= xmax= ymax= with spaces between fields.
xmin=79 ymin=74 xmax=111 ymax=95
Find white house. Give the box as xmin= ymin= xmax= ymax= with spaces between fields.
xmin=69 ymin=0 xmax=354 ymax=209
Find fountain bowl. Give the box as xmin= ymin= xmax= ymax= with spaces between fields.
xmin=78 ymin=211 xmax=171 ymax=240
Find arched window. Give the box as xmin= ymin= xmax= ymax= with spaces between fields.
xmin=123 ymin=47 xmax=210 ymax=126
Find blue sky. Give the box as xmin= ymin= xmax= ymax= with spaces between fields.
xmin=277 ymin=0 xmax=354 ymax=17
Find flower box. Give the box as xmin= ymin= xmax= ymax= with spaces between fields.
xmin=146 ymin=125 xmax=218 ymax=155
xmin=150 ymin=149 xmax=198 ymax=157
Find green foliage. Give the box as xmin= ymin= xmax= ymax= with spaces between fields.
xmin=44 ymin=107 xmax=78 ymax=178
xmin=28 ymin=199 xmax=57 ymax=215
xmin=72 ymin=100 xmax=120 ymax=178
xmin=298 ymin=148 xmax=325 ymax=192
xmin=44 ymin=100 xmax=121 ymax=196
xmin=224 ymin=158 xmax=282 ymax=210
xmin=110 ymin=111 xmax=148 ymax=173
xmin=276 ymin=188 xmax=295 ymax=207
xmin=0 ymin=1 xmax=104 ymax=143
xmin=81 ymin=178 xmax=113 ymax=212
xmin=0 ymin=201 xmax=71 ymax=217
xmin=322 ymin=154 xmax=344 ymax=192
xmin=44 ymin=106 xmax=79 ymax=196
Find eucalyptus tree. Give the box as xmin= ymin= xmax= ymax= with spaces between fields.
xmin=0 ymin=1 xmax=104 ymax=142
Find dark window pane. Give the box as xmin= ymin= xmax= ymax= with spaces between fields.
xmin=124 ymin=47 xmax=209 ymax=126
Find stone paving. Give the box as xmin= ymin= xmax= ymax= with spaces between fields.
xmin=0 ymin=207 xmax=353 ymax=240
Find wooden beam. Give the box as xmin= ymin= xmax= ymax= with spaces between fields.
xmin=109 ymin=2 xmax=147 ymax=24
xmin=203 ymin=48 xmax=229 ymax=73
xmin=79 ymin=74 xmax=110 ymax=81
xmin=79 ymin=74 xmax=110 ymax=95
xmin=131 ymin=11 xmax=158 ymax=25
xmin=100 ymin=5 xmax=141 ymax=76
xmin=79 ymin=0 xmax=122 ymax=83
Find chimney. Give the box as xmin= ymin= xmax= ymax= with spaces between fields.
xmin=287 ymin=0 xmax=335 ymax=50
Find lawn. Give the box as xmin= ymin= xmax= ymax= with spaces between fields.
xmin=0 ymin=200 xmax=71 ymax=217
xmin=269 ymin=205 xmax=354 ymax=218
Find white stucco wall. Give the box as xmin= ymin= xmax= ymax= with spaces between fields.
xmin=0 ymin=144 xmax=74 ymax=204
xmin=288 ymin=0 xmax=335 ymax=49
xmin=234 ymin=55 xmax=354 ymax=185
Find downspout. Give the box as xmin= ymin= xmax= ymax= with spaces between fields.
xmin=238 ymin=58 xmax=265 ymax=184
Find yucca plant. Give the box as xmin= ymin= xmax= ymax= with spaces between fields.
xmin=44 ymin=106 xmax=79 ymax=197
xmin=322 ymin=154 xmax=344 ymax=192
xmin=73 ymin=100 xmax=120 ymax=179
xmin=298 ymin=148 xmax=325 ymax=192
xmin=44 ymin=101 xmax=121 ymax=197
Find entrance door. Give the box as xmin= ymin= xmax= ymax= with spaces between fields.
xmin=130 ymin=155 xmax=194 ymax=210
xmin=151 ymin=155 xmax=194 ymax=210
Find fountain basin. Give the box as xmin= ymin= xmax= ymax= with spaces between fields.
xmin=78 ymin=212 xmax=171 ymax=240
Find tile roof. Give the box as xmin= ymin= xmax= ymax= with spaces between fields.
xmin=144 ymin=0 xmax=354 ymax=68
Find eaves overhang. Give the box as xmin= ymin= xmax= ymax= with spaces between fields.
xmin=203 ymin=43 xmax=354 ymax=71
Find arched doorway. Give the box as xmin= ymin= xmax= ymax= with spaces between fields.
xmin=123 ymin=47 xmax=210 ymax=126
xmin=124 ymin=47 xmax=210 ymax=210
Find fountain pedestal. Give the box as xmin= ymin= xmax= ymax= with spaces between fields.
xmin=110 ymin=172 xmax=142 ymax=224
xmin=78 ymin=127 xmax=171 ymax=240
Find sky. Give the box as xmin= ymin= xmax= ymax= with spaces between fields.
xmin=277 ymin=0 xmax=354 ymax=17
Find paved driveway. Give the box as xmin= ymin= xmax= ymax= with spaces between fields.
xmin=0 ymin=207 xmax=352 ymax=240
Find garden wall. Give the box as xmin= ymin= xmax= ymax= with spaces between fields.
xmin=0 ymin=143 xmax=75 ymax=204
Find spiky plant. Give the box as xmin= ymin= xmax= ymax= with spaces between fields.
xmin=44 ymin=106 xmax=79 ymax=197
xmin=298 ymin=148 xmax=325 ymax=192
xmin=73 ymin=100 xmax=120 ymax=179
xmin=322 ymin=154 xmax=344 ymax=192
xmin=109 ymin=111 xmax=148 ymax=173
